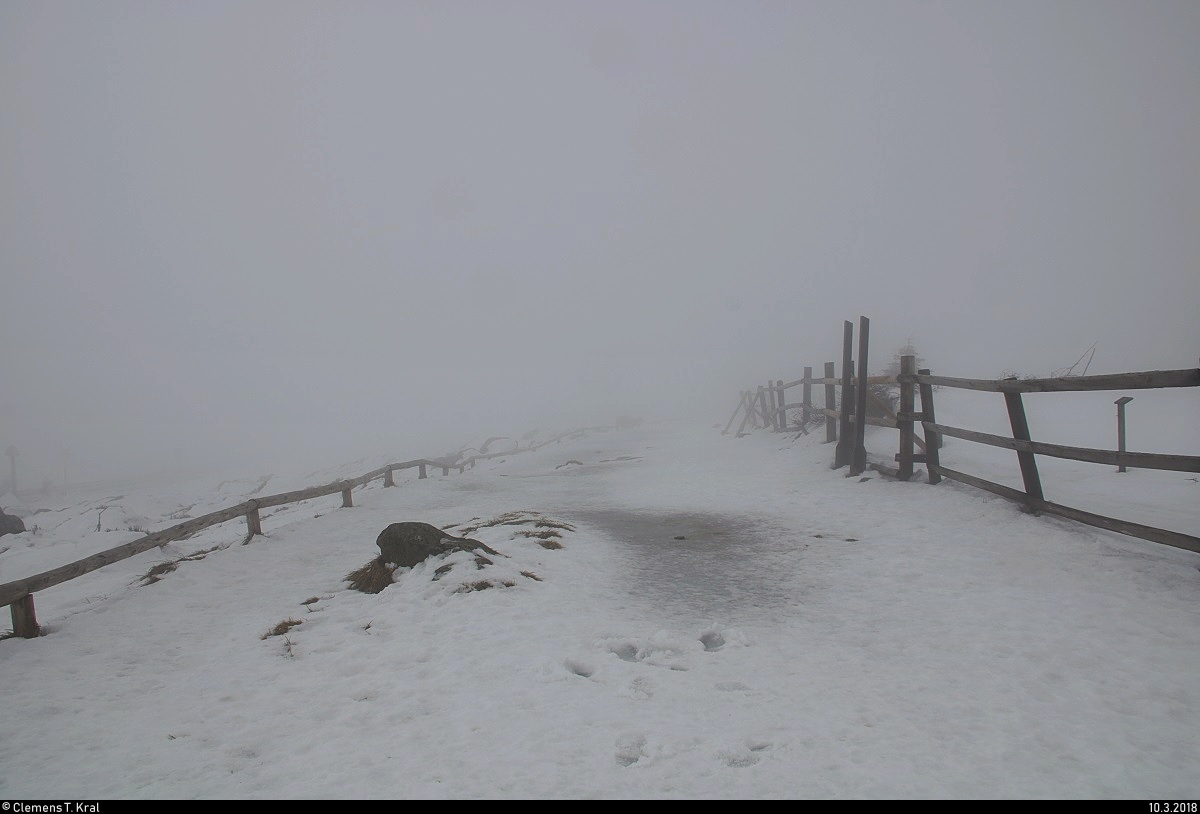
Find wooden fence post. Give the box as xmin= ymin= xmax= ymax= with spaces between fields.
xmin=917 ymin=368 xmax=942 ymax=484
xmin=383 ymin=468 xmax=395 ymax=488
xmin=824 ymin=361 xmax=837 ymax=443
xmin=441 ymin=465 xmax=449 ymax=476
xmin=729 ymin=391 xmax=748 ymax=437
xmin=245 ymin=500 xmax=263 ymax=537
xmin=802 ymin=366 xmax=812 ymax=429
xmin=722 ymin=393 xmax=746 ymax=436
xmin=11 ymin=593 xmax=40 ymax=638
xmin=419 ymin=463 xmax=427 ymax=479
xmin=341 ymin=485 xmax=353 ymax=508
xmin=776 ymin=380 xmax=787 ymax=430
xmin=757 ymin=386 xmax=770 ymax=431
xmin=1004 ymin=382 xmax=1044 ymax=511
xmin=835 ymin=321 xmax=854 ymax=468
xmin=897 ymin=354 xmax=916 ymax=481
xmin=851 ymin=316 xmax=870 ymax=475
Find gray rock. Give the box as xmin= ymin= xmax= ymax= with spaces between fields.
xmin=0 ymin=507 xmax=25 ymax=537
xmin=376 ymin=521 xmax=501 ymax=568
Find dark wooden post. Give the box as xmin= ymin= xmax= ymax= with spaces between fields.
xmin=757 ymin=386 xmax=770 ymax=431
xmin=341 ymin=485 xmax=353 ymax=508
xmin=722 ymin=393 xmax=746 ymax=435
xmin=776 ymin=380 xmax=787 ymax=430
xmin=419 ymin=463 xmax=427 ymax=479
xmin=383 ymin=468 xmax=395 ymax=488
xmin=441 ymin=465 xmax=449 ymax=476
xmin=1004 ymin=381 xmax=1044 ymax=510
xmin=11 ymin=593 xmax=40 ymax=638
xmin=824 ymin=361 xmax=837 ymax=443
xmin=850 ymin=316 xmax=870 ymax=475
xmin=1115 ymin=397 xmax=1133 ymax=473
xmin=835 ymin=321 xmax=854 ymax=467
xmin=802 ymin=366 xmax=812 ymax=429
xmin=246 ymin=500 xmax=263 ymax=536
xmin=729 ymin=391 xmax=748 ymax=437
xmin=897 ymin=354 xmax=916 ymax=481
xmin=917 ymin=368 xmax=942 ymax=484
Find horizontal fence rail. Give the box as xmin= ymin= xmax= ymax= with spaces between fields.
xmin=3 ymin=427 xmax=596 ymax=638
xmin=725 ymin=315 xmax=1200 ymax=557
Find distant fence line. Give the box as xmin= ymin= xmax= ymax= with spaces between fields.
xmin=2 ymin=428 xmax=600 ymax=639
xmin=725 ymin=315 xmax=1200 ymax=556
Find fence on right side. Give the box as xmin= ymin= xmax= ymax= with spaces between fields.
xmin=723 ymin=315 xmax=1200 ymax=556
xmin=912 ymin=367 xmax=1200 ymax=553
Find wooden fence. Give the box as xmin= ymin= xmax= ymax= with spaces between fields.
xmin=2 ymin=429 xmax=592 ymax=639
xmin=725 ymin=315 xmax=1200 ymax=555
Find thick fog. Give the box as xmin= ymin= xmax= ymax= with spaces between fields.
xmin=2 ymin=1 xmax=1197 ymax=484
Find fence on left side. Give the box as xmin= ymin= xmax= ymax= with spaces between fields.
xmin=1 ymin=429 xmax=588 ymax=640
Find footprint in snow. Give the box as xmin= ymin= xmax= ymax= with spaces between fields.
xmin=615 ymin=733 xmax=649 ymax=767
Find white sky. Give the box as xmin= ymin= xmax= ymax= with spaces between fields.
xmin=3 ymin=1 xmax=1198 ymax=482
xmin=1 ymin=413 xmax=1197 ymax=798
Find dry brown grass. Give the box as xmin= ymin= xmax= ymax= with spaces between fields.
xmin=345 ymin=557 xmax=399 ymax=594
xmin=262 ymin=618 xmax=303 ymax=639
xmin=137 ymin=544 xmax=226 ymax=586
xmin=139 ymin=561 xmax=178 ymax=585
xmin=455 ymin=579 xmax=517 ymax=593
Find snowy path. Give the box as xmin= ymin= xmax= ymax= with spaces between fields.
xmin=0 ymin=420 xmax=1197 ymax=798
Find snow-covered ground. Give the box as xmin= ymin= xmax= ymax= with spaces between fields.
xmin=1 ymin=390 xmax=1197 ymax=799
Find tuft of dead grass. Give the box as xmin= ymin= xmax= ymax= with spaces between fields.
xmin=345 ymin=557 xmax=398 ymax=594
xmin=137 ymin=544 xmax=226 ymax=586
xmin=515 ymin=529 xmax=561 ymax=540
xmin=262 ymin=618 xmax=303 ymax=639
xmin=139 ymin=561 xmax=178 ymax=585
xmin=455 ymin=579 xmax=516 ymax=593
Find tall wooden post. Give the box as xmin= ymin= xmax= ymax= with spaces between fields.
xmin=918 ymin=368 xmax=942 ymax=484
xmin=776 ymin=380 xmax=787 ymax=430
xmin=383 ymin=468 xmax=395 ymax=487
xmin=419 ymin=463 xmax=427 ymax=479
xmin=801 ymin=366 xmax=812 ymax=429
xmin=851 ymin=316 xmax=870 ymax=475
xmin=824 ymin=361 xmax=837 ymax=443
xmin=722 ymin=393 xmax=746 ymax=435
xmin=897 ymin=354 xmax=916 ymax=481
xmin=1004 ymin=382 xmax=1044 ymax=510
xmin=11 ymin=593 xmax=40 ymax=638
xmin=341 ymin=486 xmax=353 ymax=508
xmin=757 ymin=386 xmax=770 ymax=431
xmin=245 ymin=500 xmax=263 ymax=537
xmin=729 ymin=391 xmax=748 ymax=437
xmin=1115 ymin=397 xmax=1133 ymax=473
xmin=835 ymin=321 xmax=854 ymax=468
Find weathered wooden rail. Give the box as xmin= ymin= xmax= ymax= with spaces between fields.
xmin=3 ymin=427 xmax=589 ymax=639
xmin=912 ymin=368 xmax=1200 ymax=553
xmin=726 ymin=315 xmax=1200 ymax=556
